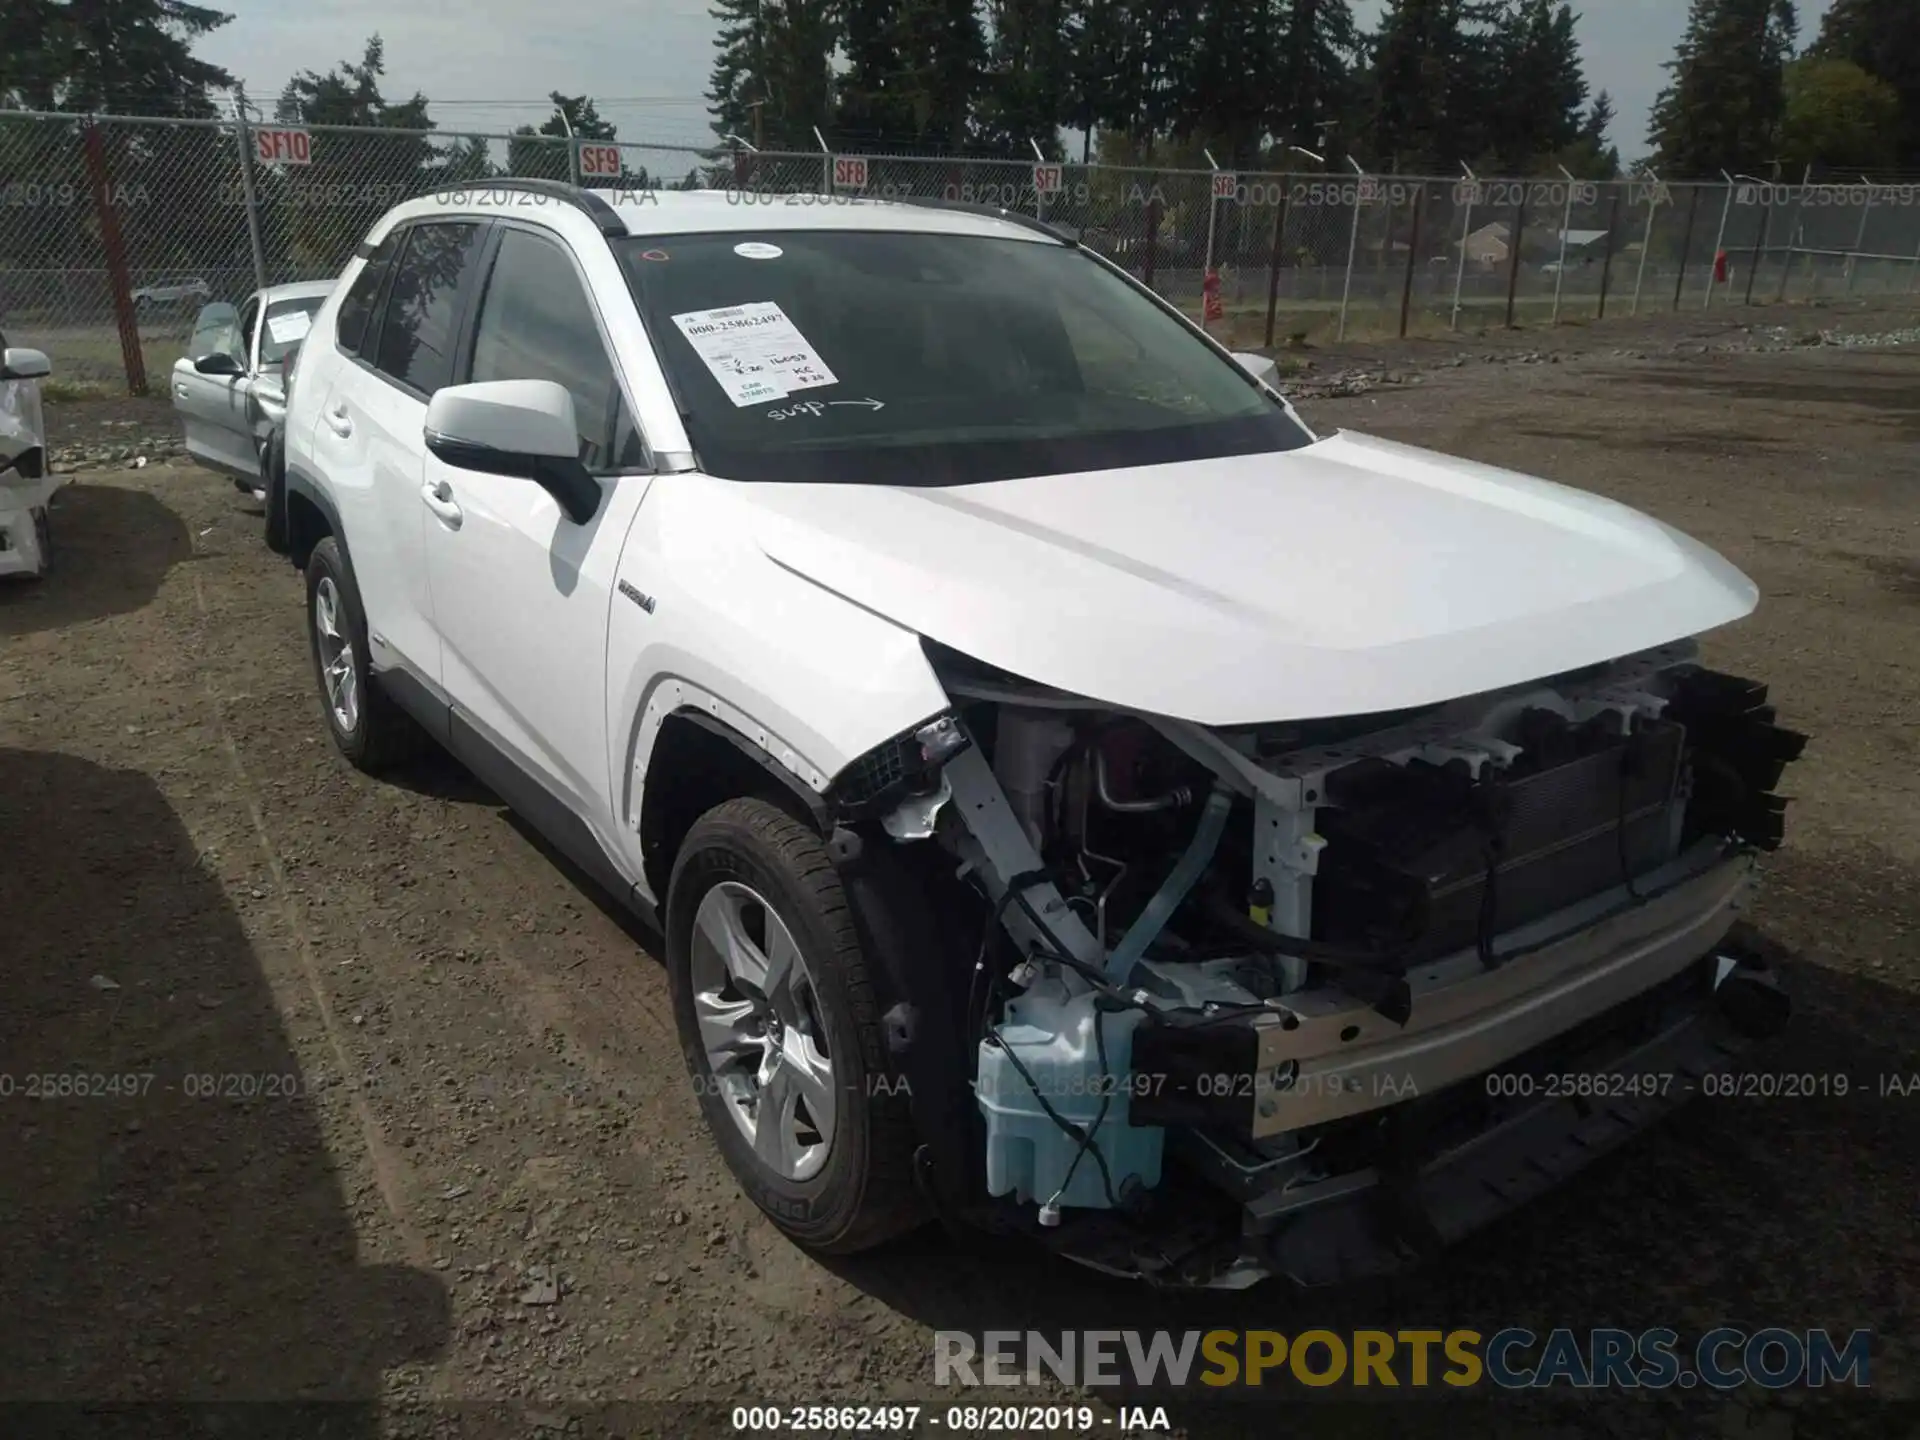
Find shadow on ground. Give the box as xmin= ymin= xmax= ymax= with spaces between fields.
xmin=0 ymin=484 xmax=193 ymax=638
xmin=0 ymin=747 xmax=450 ymax=1425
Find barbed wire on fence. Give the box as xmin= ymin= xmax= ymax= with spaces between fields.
xmin=4 ymin=107 xmax=1919 ymax=394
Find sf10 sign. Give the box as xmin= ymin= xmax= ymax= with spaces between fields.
xmin=832 ymin=155 xmax=869 ymax=190
xmin=253 ymin=127 xmax=312 ymax=166
xmin=578 ymin=143 xmax=622 ymax=179
xmin=1033 ymin=163 xmax=1064 ymax=196
xmin=1211 ymin=171 xmax=1238 ymax=201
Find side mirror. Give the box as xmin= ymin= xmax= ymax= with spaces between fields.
xmin=1231 ymin=351 xmax=1280 ymax=387
xmin=424 ymin=379 xmax=600 ymax=526
xmin=193 ymin=351 xmax=245 ymax=377
xmin=1 ymin=347 xmax=51 ymax=381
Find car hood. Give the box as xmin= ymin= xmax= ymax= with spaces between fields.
xmin=738 ymin=430 xmax=1758 ymax=726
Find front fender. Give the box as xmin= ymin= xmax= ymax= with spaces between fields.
xmin=605 ymin=474 xmax=952 ymax=895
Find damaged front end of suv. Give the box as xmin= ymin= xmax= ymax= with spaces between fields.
xmin=833 ymin=639 xmax=1806 ymax=1288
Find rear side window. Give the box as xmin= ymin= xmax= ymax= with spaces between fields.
xmin=374 ymin=221 xmax=485 ymax=396
xmin=467 ymin=227 xmax=642 ymax=471
xmin=334 ymin=231 xmax=400 ymax=357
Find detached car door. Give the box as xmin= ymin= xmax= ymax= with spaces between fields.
xmin=420 ymin=222 xmax=652 ymax=846
xmin=171 ymin=298 xmax=257 ymax=477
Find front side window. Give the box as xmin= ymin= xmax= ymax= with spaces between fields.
xmin=335 ymin=231 xmax=400 ymax=357
xmin=467 ymin=227 xmax=641 ymax=471
xmin=188 ymin=301 xmax=241 ymax=364
xmin=374 ymin=221 xmax=485 ymax=395
xmin=617 ymin=229 xmax=1310 ymax=484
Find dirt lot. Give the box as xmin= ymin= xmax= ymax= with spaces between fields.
xmin=2 ymin=300 xmax=1917 ymax=1438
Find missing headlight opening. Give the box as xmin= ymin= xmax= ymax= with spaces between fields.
xmin=882 ymin=642 xmax=1805 ymax=1287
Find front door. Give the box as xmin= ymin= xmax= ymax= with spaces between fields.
xmin=172 ymin=299 xmax=255 ymax=477
xmin=420 ymin=223 xmax=652 ymax=854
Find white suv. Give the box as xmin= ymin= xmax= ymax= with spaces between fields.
xmin=283 ymin=180 xmax=1804 ymax=1286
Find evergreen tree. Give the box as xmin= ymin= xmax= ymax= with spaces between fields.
xmin=0 ymin=0 xmax=234 ymax=116
xmin=709 ymin=0 xmax=836 ymax=149
xmin=975 ymin=0 xmax=1072 ymax=156
xmin=1488 ymin=0 xmax=1588 ymax=173
xmin=1364 ymin=0 xmax=1507 ymax=170
xmin=1556 ymin=90 xmax=1621 ymax=176
xmin=1648 ymin=0 xmax=1798 ymax=178
xmin=1812 ymin=0 xmax=1920 ymax=168
xmin=1165 ymin=0 xmax=1275 ymax=161
xmin=1271 ymin=0 xmax=1360 ymax=154
xmin=509 ymin=93 xmax=617 ymax=179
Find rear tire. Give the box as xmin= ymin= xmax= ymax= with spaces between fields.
xmin=666 ymin=798 xmax=925 ymax=1254
xmin=304 ymin=536 xmax=421 ymax=773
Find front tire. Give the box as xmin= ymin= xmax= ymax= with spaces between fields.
xmin=304 ymin=536 xmax=420 ymax=773
xmin=666 ymin=798 xmax=925 ymax=1254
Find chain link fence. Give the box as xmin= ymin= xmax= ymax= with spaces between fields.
xmin=6 ymin=108 xmax=1920 ymax=394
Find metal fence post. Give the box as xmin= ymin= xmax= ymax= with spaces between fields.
xmin=231 ymin=95 xmax=269 ymax=292
xmin=1846 ymin=181 xmax=1874 ymax=294
xmin=1596 ymin=183 xmax=1622 ymax=319
xmin=1744 ymin=191 xmax=1769 ymax=306
xmin=1337 ymin=161 xmax=1365 ymax=341
xmin=1776 ymin=167 xmax=1811 ymax=304
xmin=1705 ymin=176 xmax=1735 ymax=308
xmin=81 ymin=121 xmax=147 ymax=397
xmin=1632 ymin=176 xmax=1661 ymax=317
xmin=1908 ymin=235 xmax=1920 ymax=294
xmin=1504 ymin=188 xmax=1529 ymax=329
xmin=1143 ymin=192 xmax=1159 ymax=292
xmin=1451 ymin=168 xmax=1476 ymax=331
xmin=1398 ymin=183 xmax=1424 ymax=338
xmin=1550 ymin=167 xmax=1575 ymax=323
xmin=1264 ymin=181 xmax=1290 ymax=349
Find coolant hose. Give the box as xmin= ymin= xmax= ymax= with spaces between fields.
xmin=1104 ymin=783 xmax=1234 ymax=980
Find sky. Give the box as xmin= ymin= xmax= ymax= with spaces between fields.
xmin=193 ymin=0 xmax=1840 ymax=164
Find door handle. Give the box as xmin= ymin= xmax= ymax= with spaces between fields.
xmin=421 ymin=478 xmax=463 ymax=528
xmin=324 ymin=403 xmax=353 ymax=438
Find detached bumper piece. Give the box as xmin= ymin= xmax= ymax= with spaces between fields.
xmin=1209 ymin=950 xmax=1785 ymax=1288
xmin=1664 ymin=667 xmax=1808 ymax=852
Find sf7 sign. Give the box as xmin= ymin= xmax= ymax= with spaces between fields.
xmin=578 ymin=143 xmax=621 ymax=179
xmin=253 ymin=127 xmax=311 ymax=166
xmin=1033 ymin=163 xmax=1063 ymax=196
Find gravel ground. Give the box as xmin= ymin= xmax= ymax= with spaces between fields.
xmin=1 ymin=300 xmax=1916 ymax=1439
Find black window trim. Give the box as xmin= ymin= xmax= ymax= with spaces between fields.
xmin=333 ymin=225 xmax=404 ymax=366
xmin=452 ymin=216 xmax=656 ymax=476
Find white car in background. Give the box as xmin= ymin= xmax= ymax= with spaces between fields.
xmin=172 ymin=280 xmax=334 ymax=507
xmin=132 ymin=276 xmax=213 ymax=310
xmin=0 ymin=336 xmax=56 ymax=579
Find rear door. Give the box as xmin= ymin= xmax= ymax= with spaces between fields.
xmin=306 ymin=220 xmax=489 ymax=696
xmin=172 ymin=297 xmax=256 ymax=476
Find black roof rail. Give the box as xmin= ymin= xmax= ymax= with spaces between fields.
xmin=438 ymin=177 xmax=629 ymax=237
xmin=889 ymin=194 xmax=1074 ymax=246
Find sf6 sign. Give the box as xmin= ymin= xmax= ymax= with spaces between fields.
xmin=578 ymin=143 xmax=622 ymax=179
xmin=253 ymin=127 xmax=312 ymax=166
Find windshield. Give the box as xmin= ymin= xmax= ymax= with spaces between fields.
xmin=260 ymin=296 xmax=324 ymax=366
xmin=617 ymin=230 xmax=1311 ymax=484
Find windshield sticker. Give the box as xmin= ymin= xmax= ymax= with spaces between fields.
xmin=671 ymin=301 xmax=838 ymax=408
xmin=733 ymin=242 xmax=783 ymax=260
xmin=639 ymin=248 xmax=670 ymax=262
xmin=265 ymin=309 xmax=313 ymax=345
